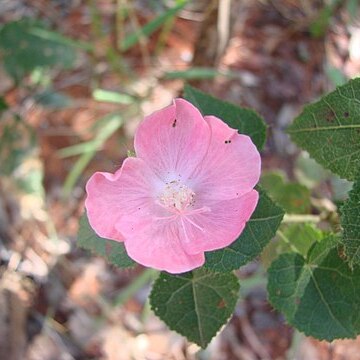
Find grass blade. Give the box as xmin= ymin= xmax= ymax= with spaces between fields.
xmin=62 ymin=113 xmax=123 ymax=196
xmin=92 ymin=89 xmax=136 ymax=104
xmin=120 ymin=1 xmax=188 ymax=51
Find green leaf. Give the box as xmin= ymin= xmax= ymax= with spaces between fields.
xmin=347 ymin=0 xmax=359 ymax=19
xmin=121 ymin=1 xmax=188 ymax=51
xmin=150 ymin=268 xmax=239 ymax=348
xmin=16 ymin=161 xmax=44 ymax=196
xmin=287 ymin=78 xmax=360 ymax=181
xmin=27 ymin=25 xmax=92 ymax=51
xmin=62 ymin=112 xmax=123 ymax=196
xmin=0 ymin=115 xmax=36 ymax=176
xmin=281 ymin=223 xmax=323 ymax=257
xmin=78 ymin=212 xmax=135 ymax=268
xmin=330 ymin=176 xmax=353 ymax=202
xmin=268 ymin=236 xmax=360 ymax=341
xmin=34 ymin=89 xmax=72 ymax=109
xmin=261 ymin=223 xmax=323 ymax=269
xmin=261 ymin=171 xmax=311 ymax=214
xmin=325 ymin=64 xmax=347 ymax=87
xmin=341 ymin=177 xmax=360 ymax=268
xmin=0 ymin=96 xmax=8 ymax=113
xmin=309 ymin=4 xmax=334 ymax=38
xmin=164 ymin=67 xmax=228 ymax=80
xmin=205 ymin=189 xmax=284 ymax=272
xmin=0 ymin=19 xmax=76 ymax=82
xmin=92 ymin=89 xmax=136 ymax=105
xmin=184 ymin=85 xmax=267 ymax=151
xmin=295 ymin=152 xmax=329 ymax=188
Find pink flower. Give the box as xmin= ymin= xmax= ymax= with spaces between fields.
xmin=85 ymin=99 xmax=261 ymax=273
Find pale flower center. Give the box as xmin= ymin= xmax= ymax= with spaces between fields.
xmin=159 ymin=180 xmax=195 ymax=212
xmin=156 ymin=179 xmax=210 ymax=234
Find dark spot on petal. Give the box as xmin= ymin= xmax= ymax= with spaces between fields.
xmin=172 ymin=119 xmax=177 ymax=128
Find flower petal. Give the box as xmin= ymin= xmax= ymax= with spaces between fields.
xmin=180 ymin=190 xmax=259 ymax=255
xmin=191 ymin=115 xmax=261 ymax=201
xmin=122 ymin=219 xmax=205 ymax=273
xmin=134 ymin=99 xmax=211 ymax=181
xmin=85 ymin=157 xmax=160 ymax=241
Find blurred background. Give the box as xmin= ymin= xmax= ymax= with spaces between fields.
xmin=1 ymin=0 xmax=360 ymax=359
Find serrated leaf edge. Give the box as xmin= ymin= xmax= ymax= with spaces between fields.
xmin=149 ymin=271 xmax=240 ymax=348
xmin=287 ymin=78 xmax=360 ymax=181
xmin=340 ymin=175 xmax=360 ymax=269
xmin=267 ymin=249 xmax=358 ymax=341
xmin=184 ymin=84 xmax=268 ymax=150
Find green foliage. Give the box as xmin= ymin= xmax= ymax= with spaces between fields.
xmin=78 ymin=212 xmax=135 ymax=268
xmin=325 ymin=64 xmax=347 ymax=87
xmin=0 ymin=19 xmax=76 ymax=83
xmin=0 ymin=114 xmax=44 ymax=198
xmin=281 ymin=223 xmax=323 ymax=257
xmin=205 ymin=189 xmax=284 ymax=272
xmin=341 ymin=177 xmax=360 ymax=268
xmin=309 ymin=4 xmax=335 ymax=38
xmin=164 ymin=68 xmax=228 ymax=80
xmin=331 ymin=176 xmax=353 ymax=202
xmin=150 ymin=268 xmax=239 ymax=348
xmin=268 ymin=236 xmax=360 ymax=341
xmin=261 ymin=171 xmax=311 ymax=214
xmin=0 ymin=96 xmax=8 ymax=113
xmin=92 ymin=89 xmax=136 ymax=105
xmin=114 ymin=269 xmax=157 ymax=306
xmin=295 ymin=152 xmax=329 ymax=188
xmin=60 ymin=113 xmax=124 ymax=196
xmin=288 ymin=78 xmax=360 ymax=181
xmin=261 ymin=223 xmax=323 ymax=269
xmin=33 ymin=89 xmax=72 ymax=109
xmin=347 ymin=0 xmax=359 ymax=19
xmin=120 ymin=1 xmax=188 ymax=51
xmin=184 ymin=85 xmax=267 ymax=151
xmin=0 ymin=115 xmax=36 ymax=176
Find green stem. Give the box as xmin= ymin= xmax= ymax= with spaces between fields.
xmin=277 ymin=229 xmax=300 ymax=254
xmin=239 ymin=272 xmax=267 ymax=297
xmin=282 ymin=214 xmax=321 ymax=223
xmin=113 ymin=268 xmax=158 ymax=306
xmin=286 ymin=330 xmax=304 ymax=360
